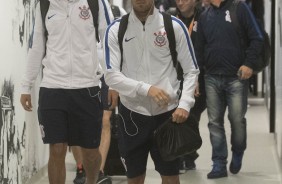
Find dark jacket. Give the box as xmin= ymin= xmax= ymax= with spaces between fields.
xmin=177 ymin=5 xmax=203 ymax=45
xmin=176 ymin=6 xmax=207 ymax=117
xmin=195 ymin=0 xmax=264 ymax=76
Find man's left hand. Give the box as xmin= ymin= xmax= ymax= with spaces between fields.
xmin=108 ymin=89 xmax=119 ymax=110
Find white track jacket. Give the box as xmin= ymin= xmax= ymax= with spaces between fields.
xmin=104 ymin=8 xmax=199 ymax=116
xmin=21 ymin=0 xmax=113 ymax=94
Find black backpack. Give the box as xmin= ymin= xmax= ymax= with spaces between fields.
xmin=118 ymin=12 xmax=184 ymax=91
xmin=229 ymin=0 xmax=271 ymax=73
xmin=39 ymin=0 xmax=100 ymax=42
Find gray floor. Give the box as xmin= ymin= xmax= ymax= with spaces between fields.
xmin=31 ymin=102 xmax=282 ymax=184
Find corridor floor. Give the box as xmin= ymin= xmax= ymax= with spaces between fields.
xmin=30 ymin=103 xmax=281 ymax=184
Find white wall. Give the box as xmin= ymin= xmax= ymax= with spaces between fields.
xmin=275 ymin=0 xmax=282 ymax=159
xmin=0 ymin=1 xmax=48 ymax=183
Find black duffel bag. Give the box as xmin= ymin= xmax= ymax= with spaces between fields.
xmin=154 ymin=114 xmax=202 ymax=161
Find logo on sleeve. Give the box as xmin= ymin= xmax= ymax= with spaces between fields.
xmin=154 ymin=31 xmax=167 ymax=47
xmin=79 ymin=5 xmax=90 ymax=20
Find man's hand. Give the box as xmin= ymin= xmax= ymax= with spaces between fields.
xmin=20 ymin=94 xmax=32 ymax=111
xmin=238 ymin=65 xmax=253 ymax=80
xmin=108 ymin=89 xmax=119 ymax=110
xmin=147 ymin=86 xmax=170 ymax=107
xmin=194 ymin=81 xmax=200 ymax=97
xmin=172 ymin=108 xmax=189 ymax=123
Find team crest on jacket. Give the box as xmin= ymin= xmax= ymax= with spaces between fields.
xmin=154 ymin=31 xmax=167 ymax=47
xmin=79 ymin=5 xmax=90 ymax=20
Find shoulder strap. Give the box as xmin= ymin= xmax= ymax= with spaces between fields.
xmin=40 ymin=0 xmax=50 ymax=40
xmin=229 ymin=0 xmax=240 ymax=32
xmin=87 ymin=0 xmax=100 ymax=42
xmin=162 ymin=12 xmax=178 ymax=68
xmin=162 ymin=12 xmax=184 ymax=92
xmin=229 ymin=0 xmax=247 ymax=47
xmin=118 ymin=13 xmax=130 ymax=71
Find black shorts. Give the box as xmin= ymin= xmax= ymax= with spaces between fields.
xmin=38 ymin=87 xmax=103 ymax=149
xmin=118 ymin=104 xmax=179 ymax=178
xmin=100 ymin=76 xmax=111 ymax=110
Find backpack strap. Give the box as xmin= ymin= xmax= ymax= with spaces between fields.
xmin=229 ymin=0 xmax=247 ymax=47
xmin=229 ymin=0 xmax=240 ymax=30
xmin=162 ymin=12 xmax=178 ymax=68
xmin=87 ymin=0 xmax=100 ymax=42
xmin=162 ymin=12 xmax=183 ymax=92
xmin=118 ymin=13 xmax=130 ymax=71
xmin=40 ymin=0 xmax=50 ymax=40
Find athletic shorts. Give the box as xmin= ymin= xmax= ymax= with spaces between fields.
xmin=37 ymin=87 xmax=103 ymax=149
xmin=100 ymin=76 xmax=111 ymax=110
xmin=118 ymin=104 xmax=179 ymax=178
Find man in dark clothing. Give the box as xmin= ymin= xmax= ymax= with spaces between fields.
xmin=195 ymin=0 xmax=263 ymax=179
xmin=173 ymin=0 xmax=207 ymax=173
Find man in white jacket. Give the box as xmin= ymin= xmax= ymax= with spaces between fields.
xmin=20 ymin=0 xmax=114 ymax=184
xmin=103 ymin=0 xmax=199 ymax=183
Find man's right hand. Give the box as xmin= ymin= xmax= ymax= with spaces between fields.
xmin=147 ymin=86 xmax=170 ymax=107
xmin=20 ymin=94 xmax=32 ymax=111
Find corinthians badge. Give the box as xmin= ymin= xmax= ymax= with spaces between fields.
xmin=154 ymin=31 xmax=167 ymax=47
xmin=79 ymin=5 xmax=90 ymax=20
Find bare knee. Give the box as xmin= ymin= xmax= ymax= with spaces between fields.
xmin=81 ymin=148 xmax=101 ymax=162
xmin=128 ymin=174 xmax=146 ymax=184
xmin=161 ymin=175 xmax=180 ymax=184
xmin=49 ymin=143 xmax=67 ymax=159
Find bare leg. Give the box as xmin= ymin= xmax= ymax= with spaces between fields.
xmin=72 ymin=146 xmax=86 ymax=184
xmin=128 ymin=173 xmax=146 ymax=184
xmin=72 ymin=146 xmax=83 ymax=168
xmin=48 ymin=143 xmax=68 ymax=184
xmin=81 ymin=147 xmax=101 ymax=184
xmin=161 ymin=175 xmax=180 ymax=184
xmin=99 ymin=110 xmax=112 ymax=172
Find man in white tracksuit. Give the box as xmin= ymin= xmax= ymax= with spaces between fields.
xmin=20 ymin=0 xmax=114 ymax=183
xmin=103 ymin=0 xmax=199 ymax=183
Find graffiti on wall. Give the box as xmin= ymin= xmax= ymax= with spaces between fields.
xmin=0 ymin=79 xmax=26 ymax=184
xmin=12 ymin=0 xmax=38 ymax=47
xmin=0 ymin=0 xmax=39 ymax=183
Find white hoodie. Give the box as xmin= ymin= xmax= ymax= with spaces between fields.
xmin=21 ymin=0 xmax=114 ymax=94
xmin=103 ymin=8 xmax=200 ymax=116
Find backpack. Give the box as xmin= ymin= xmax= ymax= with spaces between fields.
xmin=118 ymin=12 xmax=184 ymax=91
xmin=229 ymin=0 xmax=271 ymax=74
xmin=39 ymin=0 xmax=100 ymax=42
